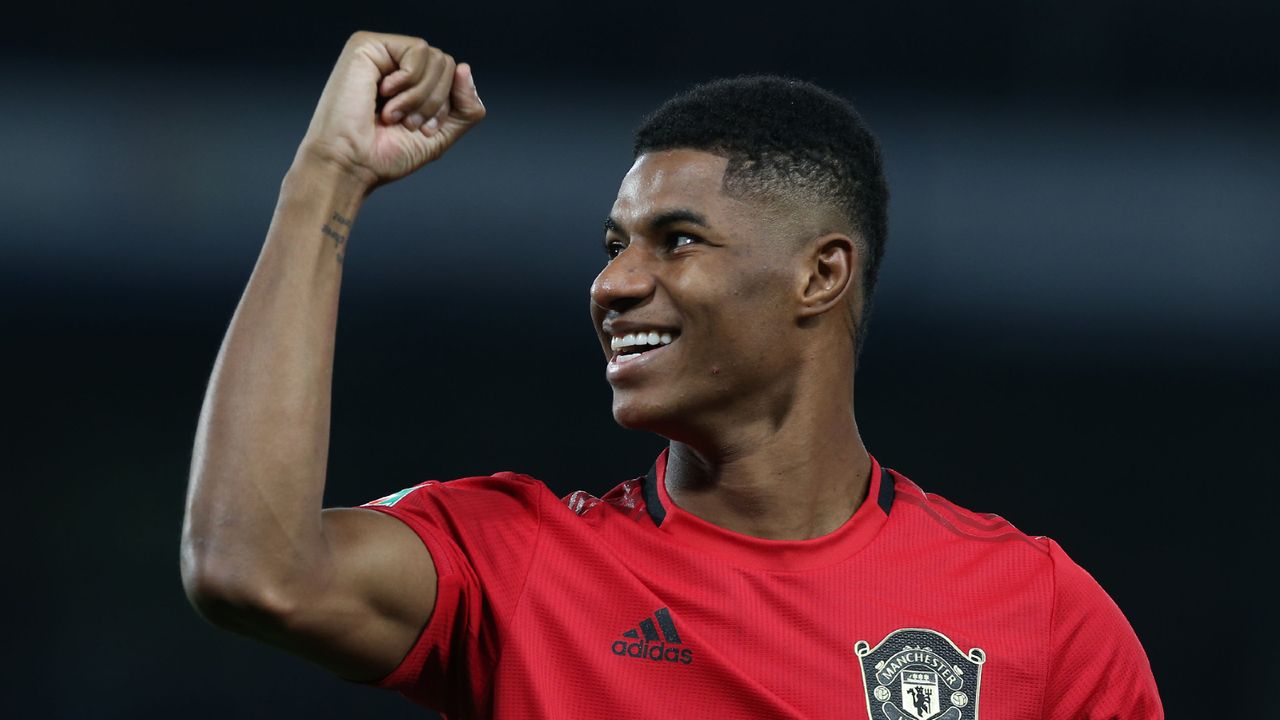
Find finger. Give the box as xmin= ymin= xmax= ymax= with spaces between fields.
xmin=407 ymin=53 xmax=456 ymax=130
xmin=447 ymin=63 xmax=486 ymax=124
xmin=378 ymin=68 xmax=411 ymax=98
xmin=388 ymin=52 xmax=452 ymax=130
xmin=430 ymin=64 xmax=485 ymax=146
xmin=421 ymin=98 xmax=452 ymax=135
xmin=380 ymin=46 xmax=436 ymax=124
xmin=377 ymin=66 xmax=416 ymax=124
xmin=390 ymin=58 xmax=445 ymax=129
xmin=378 ymin=37 xmax=433 ymax=99
xmin=348 ymin=31 xmax=424 ymax=84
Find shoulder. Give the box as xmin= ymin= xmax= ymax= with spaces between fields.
xmin=362 ymin=471 xmax=552 ymax=529
xmin=887 ymin=468 xmax=1143 ymax=625
xmin=887 ymin=470 xmax=1123 ymax=596
xmin=888 ymin=470 xmax=1160 ymax=715
xmin=1042 ymin=535 xmax=1144 ymax=647
xmin=887 ymin=470 xmax=1053 ymax=557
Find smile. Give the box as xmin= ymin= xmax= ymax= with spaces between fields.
xmin=610 ymin=330 xmax=676 ymax=356
xmin=606 ymin=329 xmax=679 ymax=379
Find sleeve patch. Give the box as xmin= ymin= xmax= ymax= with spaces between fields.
xmin=363 ymin=482 xmax=433 ymax=507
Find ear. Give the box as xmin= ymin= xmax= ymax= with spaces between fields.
xmin=796 ymin=233 xmax=858 ymax=320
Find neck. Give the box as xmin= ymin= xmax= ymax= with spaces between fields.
xmin=663 ymin=398 xmax=871 ymax=541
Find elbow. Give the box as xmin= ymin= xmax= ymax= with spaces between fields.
xmin=180 ymin=545 xmax=303 ymax=632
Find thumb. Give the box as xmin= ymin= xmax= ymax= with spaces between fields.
xmin=448 ymin=63 xmax=486 ymax=123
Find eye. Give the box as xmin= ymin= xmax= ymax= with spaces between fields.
xmin=605 ymin=238 xmax=626 ymax=258
xmin=669 ymin=233 xmax=702 ymax=250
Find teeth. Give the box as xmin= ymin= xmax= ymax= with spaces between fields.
xmin=609 ymin=330 xmax=677 ymax=352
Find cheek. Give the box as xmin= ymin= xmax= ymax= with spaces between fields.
xmin=728 ymin=263 xmax=795 ymax=328
xmin=695 ymin=281 xmax=795 ymax=370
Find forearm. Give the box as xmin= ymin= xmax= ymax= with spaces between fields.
xmin=181 ymin=156 xmax=366 ymax=613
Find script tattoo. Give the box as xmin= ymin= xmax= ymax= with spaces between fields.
xmin=322 ymin=212 xmax=353 ymax=264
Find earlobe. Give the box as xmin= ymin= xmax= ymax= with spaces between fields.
xmin=797 ymin=234 xmax=857 ymax=319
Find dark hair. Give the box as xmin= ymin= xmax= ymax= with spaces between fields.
xmin=633 ymin=75 xmax=889 ymax=359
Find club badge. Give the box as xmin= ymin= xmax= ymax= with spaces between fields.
xmin=855 ymin=628 xmax=985 ymax=720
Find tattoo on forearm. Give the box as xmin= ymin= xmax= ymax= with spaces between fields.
xmin=322 ymin=213 xmax=350 ymax=264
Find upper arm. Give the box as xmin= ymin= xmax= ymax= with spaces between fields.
xmin=224 ymin=474 xmax=544 ymax=697
xmin=270 ymin=508 xmax=439 ymax=682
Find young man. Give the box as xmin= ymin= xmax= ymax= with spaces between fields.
xmin=181 ymin=31 xmax=1162 ymax=719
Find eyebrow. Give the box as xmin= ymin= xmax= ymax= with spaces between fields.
xmin=604 ymin=208 xmax=711 ymax=235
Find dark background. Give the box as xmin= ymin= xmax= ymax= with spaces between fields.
xmin=4 ymin=1 xmax=1276 ymax=716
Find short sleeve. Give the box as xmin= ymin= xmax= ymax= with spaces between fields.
xmin=359 ymin=472 xmax=546 ymax=715
xmin=1043 ymin=539 xmax=1164 ymax=720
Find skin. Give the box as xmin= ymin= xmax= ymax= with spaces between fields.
xmin=592 ymin=151 xmax=872 ymax=540
xmin=181 ymin=31 xmax=484 ymax=682
xmin=181 ymin=30 xmax=872 ymax=690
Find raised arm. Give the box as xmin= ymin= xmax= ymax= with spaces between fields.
xmin=179 ymin=31 xmax=485 ymax=681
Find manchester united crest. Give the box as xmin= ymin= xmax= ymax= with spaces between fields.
xmin=855 ymin=628 xmax=985 ymax=720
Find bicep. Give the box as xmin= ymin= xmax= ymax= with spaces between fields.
xmin=272 ymin=508 xmax=438 ymax=681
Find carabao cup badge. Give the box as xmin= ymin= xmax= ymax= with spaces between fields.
xmin=855 ymin=628 xmax=985 ymax=720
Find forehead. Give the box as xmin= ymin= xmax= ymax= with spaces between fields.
xmin=612 ymin=150 xmax=732 ymax=220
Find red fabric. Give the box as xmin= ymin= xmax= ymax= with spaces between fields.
xmin=361 ymin=453 xmax=1162 ymax=719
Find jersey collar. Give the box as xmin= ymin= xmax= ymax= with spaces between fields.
xmin=641 ymin=448 xmax=895 ymax=571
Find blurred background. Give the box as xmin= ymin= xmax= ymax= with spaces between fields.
xmin=3 ymin=0 xmax=1276 ymax=716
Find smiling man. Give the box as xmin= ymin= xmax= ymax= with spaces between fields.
xmin=181 ymin=31 xmax=1163 ymax=720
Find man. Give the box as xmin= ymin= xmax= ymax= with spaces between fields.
xmin=180 ymin=31 xmax=1163 ymax=719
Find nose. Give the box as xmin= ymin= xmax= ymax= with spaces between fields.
xmin=590 ymin=245 xmax=656 ymax=314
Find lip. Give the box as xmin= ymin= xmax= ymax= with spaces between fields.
xmin=606 ymin=338 xmax=676 ymax=383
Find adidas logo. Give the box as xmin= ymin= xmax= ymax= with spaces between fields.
xmin=610 ymin=607 xmax=694 ymax=665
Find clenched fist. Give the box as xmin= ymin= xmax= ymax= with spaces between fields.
xmin=295 ymin=31 xmax=486 ymax=191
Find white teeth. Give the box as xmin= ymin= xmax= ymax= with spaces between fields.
xmin=609 ymin=329 xmax=677 ymax=352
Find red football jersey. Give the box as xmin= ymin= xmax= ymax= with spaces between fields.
xmin=361 ymin=452 xmax=1162 ymax=719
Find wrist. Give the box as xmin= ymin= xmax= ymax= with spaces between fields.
xmin=287 ymin=145 xmax=378 ymax=198
xmin=274 ymin=155 xmax=368 ymax=265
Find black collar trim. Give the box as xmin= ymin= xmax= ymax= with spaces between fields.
xmin=643 ymin=460 xmax=895 ymax=529
xmin=644 ymin=461 xmax=666 ymax=527
xmin=877 ymin=466 xmax=896 ymax=515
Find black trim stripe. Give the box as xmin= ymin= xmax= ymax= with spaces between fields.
xmin=654 ymin=607 xmax=682 ymax=643
xmin=620 ymin=608 xmax=684 ymax=644
xmin=644 ymin=461 xmax=666 ymax=527
xmin=877 ymin=466 xmax=896 ymax=515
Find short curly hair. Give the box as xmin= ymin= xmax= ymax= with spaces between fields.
xmin=633 ymin=76 xmax=889 ymax=360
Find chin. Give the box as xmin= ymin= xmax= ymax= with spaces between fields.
xmin=611 ymin=396 xmax=661 ymax=430
xmin=611 ymin=391 xmax=678 ymax=432
xmin=610 ymin=392 xmax=704 ymax=445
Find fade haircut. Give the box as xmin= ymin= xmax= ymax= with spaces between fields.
xmin=633 ymin=75 xmax=889 ymax=360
